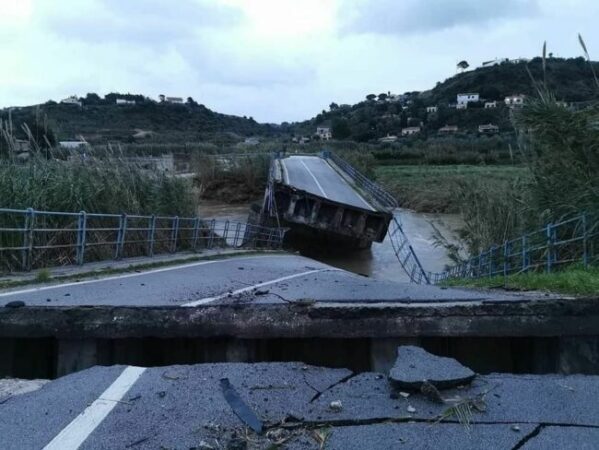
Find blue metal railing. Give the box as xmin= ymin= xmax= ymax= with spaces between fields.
xmin=0 ymin=207 xmax=285 ymax=272
xmin=388 ymin=217 xmax=431 ymax=284
xmin=432 ymin=213 xmax=599 ymax=283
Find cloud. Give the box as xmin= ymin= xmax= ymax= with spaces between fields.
xmin=340 ymin=0 xmax=539 ymax=35
xmin=38 ymin=0 xmax=241 ymax=45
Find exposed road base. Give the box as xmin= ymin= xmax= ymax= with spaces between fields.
xmin=2 ymin=361 xmax=599 ymax=449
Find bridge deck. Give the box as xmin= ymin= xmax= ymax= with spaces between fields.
xmin=280 ymin=155 xmax=375 ymax=211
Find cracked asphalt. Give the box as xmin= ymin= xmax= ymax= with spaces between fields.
xmin=1 ymin=362 xmax=598 ymax=449
xmin=0 ymin=254 xmax=553 ymax=307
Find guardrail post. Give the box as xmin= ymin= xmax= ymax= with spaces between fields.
xmin=75 ymin=211 xmax=87 ymax=265
xmin=21 ymin=208 xmax=35 ymax=271
xmin=115 ymin=213 xmax=127 ymax=260
xmin=503 ymin=241 xmax=509 ymax=279
xmin=191 ymin=217 xmax=200 ymax=252
xmin=521 ymin=235 xmax=528 ymax=272
xmin=582 ymin=213 xmax=589 ymax=268
xmin=233 ymin=222 xmax=241 ymax=247
xmin=208 ymin=219 xmax=216 ymax=249
xmin=170 ymin=216 xmax=179 ymax=253
xmin=147 ymin=215 xmax=156 ymax=257
xmin=546 ymin=223 xmax=554 ymax=273
xmin=223 ymin=220 xmax=230 ymax=247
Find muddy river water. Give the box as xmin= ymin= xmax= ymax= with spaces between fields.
xmin=199 ymin=201 xmax=464 ymax=283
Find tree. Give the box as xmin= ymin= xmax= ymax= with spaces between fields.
xmin=329 ymin=102 xmax=339 ymax=110
xmin=331 ymin=118 xmax=351 ymax=139
xmin=366 ymin=94 xmax=376 ymax=101
xmin=378 ymin=93 xmax=388 ymax=102
xmin=186 ymin=97 xmax=198 ymax=106
xmin=457 ymin=60 xmax=469 ymax=72
xmin=83 ymin=93 xmax=103 ymax=106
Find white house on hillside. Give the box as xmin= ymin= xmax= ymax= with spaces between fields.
xmin=159 ymin=95 xmax=184 ymax=104
xmin=478 ymin=124 xmax=499 ymax=134
xmin=316 ymin=126 xmax=332 ymax=140
xmin=457 ymin=93 xmax=479 ymax=107
xmin=61 ymin=95 xmax=81 ymax=107
xmin=426 ymin=106 xmax=438 ymax=113
xmin=505 ymin=95 xmax=525 ymax=108
xmin=116 ymin=99 xmax=136 ymax=105
xmin=401 ymin=127 xmax=421 ymax=136
xmin=484 ymin=101 xmax=497 ymax=108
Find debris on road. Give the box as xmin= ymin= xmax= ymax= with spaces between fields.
xmin=389 ymin=346 xmax=476 ymax=390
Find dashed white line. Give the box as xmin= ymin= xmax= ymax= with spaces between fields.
xmin=43 ymin=366 xmax=146 ymax=450
xmin=182 ymin=268 xmax=340 ymax=306
xmin=0 ymin=255 xmax=293 ymax=298
xmin=299 ymin=159 xmax=329 ymax=198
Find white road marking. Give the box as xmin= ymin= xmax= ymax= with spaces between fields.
xmin=0 ymin=255 xmax=294 ymax=298
xmin=299 ymin=159 xmax=329 ymax=198
xmin=43 ymin=366 xmax=146 ymax=450
xmin=182 ymin=268 xmax=340 ymax=306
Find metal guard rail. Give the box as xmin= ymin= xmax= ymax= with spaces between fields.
xmin=388 ymin=217 xmax=431 ymax=284
xmin=322 ymin=151 xmax=399 ymax=209
xmin=0 ymin=207 xmax=285 ymax=272
xmin=432 ymin=212 xmax=599 ymax=283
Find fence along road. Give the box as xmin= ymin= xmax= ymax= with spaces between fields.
xmin=434 ymin=212 xmax=599 ymax=283
xmin=0 ymin=207 xmax=284 ymax=273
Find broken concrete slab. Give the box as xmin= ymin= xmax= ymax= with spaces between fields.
xmin=389 ymin=345 xmax=475 ymax=390
xmin=306 ymin=371 xmax=599 ymax=428
xmin=3 ymin=362 xmax=599 ymax=449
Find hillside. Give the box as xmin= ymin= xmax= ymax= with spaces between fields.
xmin=1 ymin=94 xmax=279 ymax=145
xmin=427 ymin=57 xmax=599 ymax=104
xmin=294 ymin=57 xmax=599 ymax=142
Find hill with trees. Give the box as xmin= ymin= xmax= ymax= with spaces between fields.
xmin=1 ymin=93 xmax=279 ymax=145
xmin=292 ymin=57 xmax=599 ymax=142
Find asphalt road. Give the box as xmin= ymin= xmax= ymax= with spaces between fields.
xmin=2 ymin=362 xmax=598 ymax=449
xmin=0 ymin=254 xmax=538 ymax=307
xmin=280 ymin=155 xmax=374 ymax=211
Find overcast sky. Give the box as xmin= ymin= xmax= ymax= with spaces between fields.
xmin=1 ymin=0 xmax=598 ymax=123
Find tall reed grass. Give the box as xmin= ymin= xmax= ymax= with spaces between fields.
xmin=452 ymin=35 xmax=599 ymax=255
xmin=0 ymin=153 xmax=197 ymax=216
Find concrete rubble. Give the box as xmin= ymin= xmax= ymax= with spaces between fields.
xmin=1 ymin=347 xmax=598 ymax=449
xmin=389 ymin=345 xmax=476 ymax=390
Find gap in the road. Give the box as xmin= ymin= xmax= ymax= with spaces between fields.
xmin=2 ymin=335 xmax=592 ymax=380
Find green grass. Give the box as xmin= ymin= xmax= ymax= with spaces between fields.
xmin=375 ymin=164 xmax=527 ymax=213
xmin=442 ymin=266 xmax=599 ymax=296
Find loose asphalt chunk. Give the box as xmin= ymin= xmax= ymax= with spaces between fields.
xmin=389 ymin=345 xmax=476 ymax=390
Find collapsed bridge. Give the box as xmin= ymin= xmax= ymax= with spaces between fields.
xmin=261 ymin=151 xmax=397 ymax=250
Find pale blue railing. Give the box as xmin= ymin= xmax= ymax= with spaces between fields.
xmin=0 ymin=207 xmax=285 ymax=272
xmin=432 ymin=213 xmax=599 ymax=283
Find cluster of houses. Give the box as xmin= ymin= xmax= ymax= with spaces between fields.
xmin=451 ymin=92 xmax=526 ymax=110
xmin=59 ymin=94 xmax=185 ymax=107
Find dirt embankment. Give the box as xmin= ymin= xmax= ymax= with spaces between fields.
xmin=199 ymin=179 xmax=266 ymax=204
